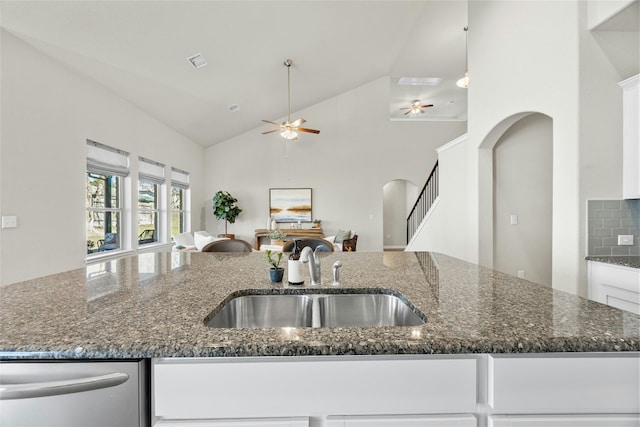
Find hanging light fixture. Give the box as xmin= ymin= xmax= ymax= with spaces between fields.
xmin=262 ymin=59 xmax=320 ymax=140
xmin=456 ymin=26 xmax=469 ymax=88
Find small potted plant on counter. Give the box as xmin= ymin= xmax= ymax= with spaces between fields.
xmin=312 ymin=219 xmax=321 ymax=228
xmin=269 ymin=230 xmax=286 ymax=246
xmin=265 ymin=249 xmax=284 ymax=282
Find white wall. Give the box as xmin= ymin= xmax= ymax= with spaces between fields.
xmin=411 ymin=1 xmax=632 ymax=296
xmin=383 ymin=179 xmax=415 ymax=249
xmin=493 ymin=114 xmax=553 ymax=287
xmin=0 ymin=31 xmax=205 ymax=285
xmin=587 ymin=0 xmax=637 ymax=29
xmin=406 ymin=134 xmax=477 ymax=263
xmin=203 ymin=77 xmax=466 ymax=251
xmin=470 ymin=0 xmax=583 ymax=295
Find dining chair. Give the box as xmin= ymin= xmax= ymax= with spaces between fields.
xmin=281 ymin=238 xmax=335 ymax=253
xmin=201 ymin=239 xmax=253 ymax=252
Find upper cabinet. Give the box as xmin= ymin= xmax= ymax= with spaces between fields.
xmin=619 ymin=74 xmax=640 ymax=199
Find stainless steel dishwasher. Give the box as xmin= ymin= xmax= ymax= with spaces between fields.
xmin=0 ymin=359 xmax=148 ymax=427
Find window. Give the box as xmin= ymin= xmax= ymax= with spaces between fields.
xmin=171 ymin=167 xmax=190 ymax=238
xmin=138 ymin=157 xmax=165 ymax=246
xmin=86 ymin=140 xmax=129 ymax=255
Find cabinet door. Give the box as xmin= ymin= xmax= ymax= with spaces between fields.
xmin=588 ymin=261 xmax=640 ymax=314
xmin=489 ymin=415 xmax=640 ymax=427
xmin=488 ymin=355 xmax=640 ymax=413
xmin=327 ymin=414 xmax=476 ymax=427
xmin=154 ymin=357 xmax=477 ymax=419
xmin=619 ymin=74 xmax=640 ymax=199
xmin=154 ymin=418 xmax=309 ymax=427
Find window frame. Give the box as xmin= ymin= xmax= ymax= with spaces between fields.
xmin=137 ymin=157 xmax=166 ymax=247
xmin=86 ymin=140 xmax=129 ymax=259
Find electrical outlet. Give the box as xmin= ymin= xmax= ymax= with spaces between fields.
xmin=1 ymin=216 xmax=17 ymax=229
xmin=618 ymin=235 xmax=634 ymax=246
xmin=517 ymin=270 xmax=525 ymax=279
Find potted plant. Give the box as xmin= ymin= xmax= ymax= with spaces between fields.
xmin=265 ymin=249 xmax=284 ymax=282
xmin=269 ymin=230 xmax=286 ymax=246
xmin=312 ymin=219 xmax=321 ymax=228
xmin=212 ymin=191 xmax=242 ymax=239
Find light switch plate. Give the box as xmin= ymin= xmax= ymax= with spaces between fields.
xmin=617 ymin=235 xmax=634 ymax=246
xmin=1 ymin=216 xmax=17 ymax=229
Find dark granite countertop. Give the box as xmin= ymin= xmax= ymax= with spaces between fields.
xmin=1 ymin=252 xmax=638 ymax=359
xmin=585 ymin=256 xmax=640 ymax=269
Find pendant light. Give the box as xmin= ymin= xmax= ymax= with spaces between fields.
xmin=456 ymin=26 xmax=469 ymax=89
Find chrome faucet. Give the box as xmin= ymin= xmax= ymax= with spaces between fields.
xmin=332 ymin=260 xmax=342 ymax=286
xmin=300 ymin=246 xmax=322 ymax=285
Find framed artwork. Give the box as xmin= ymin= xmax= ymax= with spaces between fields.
xmin=269 ymin=188 xmax=312 ymax=223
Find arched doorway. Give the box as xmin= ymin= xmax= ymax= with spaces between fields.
xmin=479 ymin=113 xmax=553 ymax=286
xmin=383 ymin=179 xmax=418 ymax=250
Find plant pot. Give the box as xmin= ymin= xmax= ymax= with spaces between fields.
xmin=218 ymin=233 xmax=235 ymax=239
xmin=269 ymin=267 xmax=284 ymax=283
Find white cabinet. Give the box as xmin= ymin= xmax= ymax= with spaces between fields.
xmin=153 ymin=356 xmax=477 ymax=421
xmin=152 ymin=354 xmax=640 ymax=427
xmin=327 ymin=414 xmax=477 ymax=426
xmin=489 ymin=415 xmax=640 ymax=427
xmin=619 ymin=74 xmax=639 ymax=199
xmin=588 ymin=261 xmax=640 ymax=314
xmin=488 ymin=355 xmax=640 ymax=414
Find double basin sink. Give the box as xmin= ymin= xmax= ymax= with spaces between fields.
xmin=205 ymin=291 xmax=426 ymax=329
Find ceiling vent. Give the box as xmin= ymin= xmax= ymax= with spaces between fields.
xmin=227 ymin=104 xmax=240 ymax=113
xmin=187 ymin=53 xmax=207 ymax=69
xmin=397 ymin=77 xmax=442 ymax=86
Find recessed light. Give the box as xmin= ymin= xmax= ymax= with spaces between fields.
xmin=187 ymin=53 xmax=207 ymax=69
xmin=397 ymin=77 xmax=442 ymax=86
xmin=227 ymin=104 xmax=240 ymax=113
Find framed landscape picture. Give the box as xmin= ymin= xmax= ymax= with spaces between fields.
xmin=269 ymin=188 xmax=312 ymax=223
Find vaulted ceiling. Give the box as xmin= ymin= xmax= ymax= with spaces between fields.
xmin=0 ymin=1 xmax=469 ymax=147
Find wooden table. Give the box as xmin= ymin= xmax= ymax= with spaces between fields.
xmin=254 ymin=228 xmax=323 ymax=250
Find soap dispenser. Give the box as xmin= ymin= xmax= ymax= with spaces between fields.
xmin=287 ymin=240 xmax=304 ymax=286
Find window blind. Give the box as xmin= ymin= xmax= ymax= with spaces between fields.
xmin=171 ymin=167 xmax=190 ymax=189
xmin=87 ymin=140 xmax=129 ymax=177
xmin=138 ymin=157 xmax=165 ymax=184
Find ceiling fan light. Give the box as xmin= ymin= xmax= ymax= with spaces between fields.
xmin=456 ymin=70 xmax=469 ymax=88
xmin=280 ymin=129 xmax=298 ymax=140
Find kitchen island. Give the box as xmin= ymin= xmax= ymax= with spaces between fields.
xmin=1 ymin=251 xmax=639 ymax=426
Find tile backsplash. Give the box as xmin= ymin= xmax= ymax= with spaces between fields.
xmin=587 ymin=199 xmax=640 ymax=256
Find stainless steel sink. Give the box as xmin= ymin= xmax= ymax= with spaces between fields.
xmin=205 ymin=292 xmax=425 ymax=329
xmin=316 ymin=294 xmax=424 ymax=327
xmin=205 ymin=295 xmax=313 ymax=328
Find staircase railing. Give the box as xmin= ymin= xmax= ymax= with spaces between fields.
xmin=407 ymin=161 xmax=439 ymax=243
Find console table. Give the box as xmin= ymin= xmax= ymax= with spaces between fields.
xmin=254 ymin=228 xmax=323 ymax=250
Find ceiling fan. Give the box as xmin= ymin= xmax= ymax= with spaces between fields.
xmin=401 ymin=100 xmax=434 ymax=116
xmin=262 ymin=59 xmax=320 ymax=140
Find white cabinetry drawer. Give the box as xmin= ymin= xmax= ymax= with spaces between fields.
xmin=488 ymin=355 xmax=640 ymax=413
xmin=153 ymin=356 xmax=477 ymax=420
xmin=489 ymin=415 xmax=640 ymax=427
xmin=327 ymin=414 xmax=477 ymax=427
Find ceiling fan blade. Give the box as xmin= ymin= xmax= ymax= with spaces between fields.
xmin=403 ymin=110 xmax=412 ymax=116
xmin=261 ymin=129 xmax=281 ymax=135
xmin=399 ymin=107 xmax=411 ymax=110
xmin=290 ymin=118 xmax=306 ymax=127
xmin=296 ymin=127 xmax=320 ymax=134
xmin=262 ymin=119 xmax=281 ymax=126
xmin=420 ymin=104 xmax=434 ymax=108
